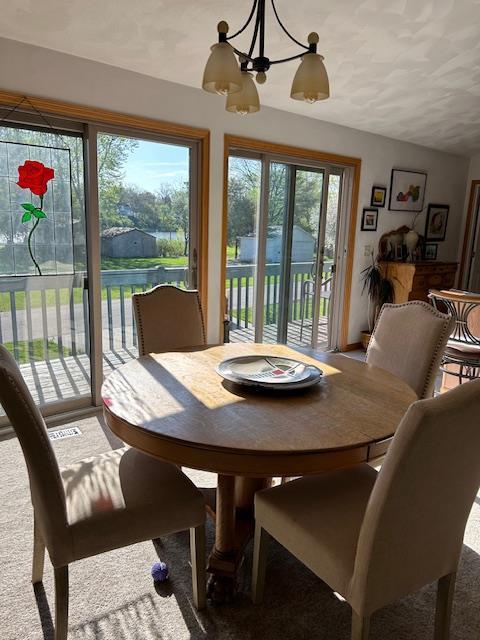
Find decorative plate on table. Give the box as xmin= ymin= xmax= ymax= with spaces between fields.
xmin=216 ymin=355 xmax=323 ymax=390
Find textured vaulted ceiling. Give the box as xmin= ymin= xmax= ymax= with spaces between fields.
xmin=1 ymin=0 xmax=480 ymax=156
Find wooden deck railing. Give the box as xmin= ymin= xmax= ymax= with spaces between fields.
xmin=0 ymin=262 xmax=331 ymax=364
xmin=226 ymin=261 xmax=332 ymax=330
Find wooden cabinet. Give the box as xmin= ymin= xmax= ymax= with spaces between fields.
xmin=379 ymin=261 xmax=457 ymax=304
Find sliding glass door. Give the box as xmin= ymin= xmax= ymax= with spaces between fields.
xmin=226 ymin=151 xmax=343 ymax=350
xmin=96 ymin=129 xmax=200 ymax=375
xmin=0 ymin=120 xmax=90 ymax=413
xmin=0 ymin=108 xmax=206 ymax=424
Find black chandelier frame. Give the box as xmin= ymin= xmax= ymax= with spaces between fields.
xmin=218 ymin=0 xmax=317 ymax=75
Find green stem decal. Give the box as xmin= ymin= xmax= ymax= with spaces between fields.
xmin=27 ymin=217 xmax=42 ymax=276
xmin=25 ymin=194 xmax=44 ymax=276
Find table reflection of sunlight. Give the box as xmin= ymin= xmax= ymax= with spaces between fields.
xmin=103 ymin=364 xmax=186 ymax=422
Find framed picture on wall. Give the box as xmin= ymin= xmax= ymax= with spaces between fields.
xmin=389 ymin=169 xmax=427 ymax=212
xmin=370 ymin=186 xmax=387 ymax=207
xmin=361 ymin=207 xmax=378 ymax=231
xmin=425 ymin=204 xmax=449 ymax=241
xmin=424 ymin=243 xmax=438 ymax=260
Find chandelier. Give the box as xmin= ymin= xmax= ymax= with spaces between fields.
xmin=202 ymin=0 xmax=329 ymax=115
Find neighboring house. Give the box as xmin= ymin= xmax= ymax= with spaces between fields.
xmin=101 ymin=227 xmax=157 ymax=258
xmin=239 ymin=225 xmax=315 ymax=263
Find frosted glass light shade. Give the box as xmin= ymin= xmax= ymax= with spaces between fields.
xmin=202 ymin=43 xmax=242 ymax=96
xmin=226 ymin=71 xmax=260 ymax=114
xmin=290 ymin=53 xmax=329 ymax=103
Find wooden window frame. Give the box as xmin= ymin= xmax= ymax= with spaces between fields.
xmin=221 ymin=134 xmax=361 ymax=351
xmin=459 ymin=179 xmax=480 ymax=288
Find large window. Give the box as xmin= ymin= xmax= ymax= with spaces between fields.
xmin=97 ymin=131 xmax=197 ymax=373
xmin=0 ymin=102 xmax=206 ymax=424
xmin=0 ymin=122 xmax=89 ymax=412
xmin=226 ymin=150 xmax=343 ymax=350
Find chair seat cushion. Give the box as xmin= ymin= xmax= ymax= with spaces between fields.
xmin=445 ymin=340 xmax=480 ymax=360
xmin=60 ymin=447 xmax=205 ymax=563
xmin=255 ymin=464 xmax=378 ymax=597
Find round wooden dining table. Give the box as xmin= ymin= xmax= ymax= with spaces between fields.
xmin=102 ymin=343 xmax=417 ymax=601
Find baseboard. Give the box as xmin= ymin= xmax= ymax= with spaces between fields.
xmin=341 ymin=341 xmax=363 ymax=352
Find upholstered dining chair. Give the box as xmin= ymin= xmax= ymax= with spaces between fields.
xmin=132 ymin=284 xmax=206 ymax=356
xmin=252 ymin=379 xmax=480 ymax=639
xmin=366 ymin=301 xmax=454 ymax=399
xmin=0 ymin=346 xmax=206 ymax=640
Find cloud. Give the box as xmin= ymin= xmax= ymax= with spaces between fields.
xmin=141 ymin=161 xmax=189 ymax=167
xmin=143 ymin=169 xmax=188 ymax=179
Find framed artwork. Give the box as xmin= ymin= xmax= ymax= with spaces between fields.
xmin=389 ymin=169 xmax=427 ymax=212
xmin=371 ymin=186 xmax=387 ymax=207
xmin=424 ymin=243 xmax=438 ymax=260
xmin=361 ymin=207 xmax=378 ymax=231
xmin=425 ymin=204 xmax=449 ymax=241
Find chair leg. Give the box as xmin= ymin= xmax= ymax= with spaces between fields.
xmin=434 ymin=572 xmax=456 ymax=640
xmin=54 ymin=566 xmax=69 ymax=640
xmin=351 ymin=612 xmax=370 ymax=640
xmin=32 ymin=515 xmax=45 ymax=584
xmin=190 ymin=524 xmax=206 ymax=611
xmin=251 ymin=523 xmax=269 ymax=604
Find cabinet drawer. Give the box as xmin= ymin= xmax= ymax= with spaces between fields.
xmin=426 ymin=274 xmax=443 ymax=287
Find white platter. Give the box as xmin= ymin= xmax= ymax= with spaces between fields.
xmin=216 ymin=355 xmax=323 ymax=390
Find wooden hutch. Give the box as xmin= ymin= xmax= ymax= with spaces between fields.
xmin=379 ymin=261 xmax=458 ymax=303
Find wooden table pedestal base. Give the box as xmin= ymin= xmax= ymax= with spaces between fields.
xmin=206 ymin=474 xmax=271 ymax=603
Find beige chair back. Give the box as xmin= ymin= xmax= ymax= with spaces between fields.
xmin=0 ymin=346 xmax=67 ymax=548
xmin=366 ymin=301 xmax=454 ymax=398
xmin=349 ymin=379 xmax=480 ymax=615
xmin=132 ymin=285 xmax=206 ymax=356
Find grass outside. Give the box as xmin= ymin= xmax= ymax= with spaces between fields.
xmin=100 ymin=256 xmax=188 ymax=270
xmin=2 ymin=339 xmax=74 ymax=364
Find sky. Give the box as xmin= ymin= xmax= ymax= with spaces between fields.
xmin=122 ymin=139 xmax=189 ymax=192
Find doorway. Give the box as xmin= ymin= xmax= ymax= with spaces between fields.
xmin=225 ymin=150 xmax=345 ymax=351
xmin=460 ymin=180 xmax=480 ymax=293
xmin=94 ymin=129 xmax=200 ymax=376
xmin=0 ymin=119 xmax=91 ymax=414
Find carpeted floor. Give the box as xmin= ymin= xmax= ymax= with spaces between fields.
xmin=1 ymin=412 xmax=479 ymax=640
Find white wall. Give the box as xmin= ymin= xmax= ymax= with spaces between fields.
xmin=468 ymin=154 xmax=480 ymax=182
xmin=0 ymin=37 xmax=469 ymax=345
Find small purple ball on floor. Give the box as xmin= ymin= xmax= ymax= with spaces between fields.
xmin=151 ymin=561 xmax=169 ymax=582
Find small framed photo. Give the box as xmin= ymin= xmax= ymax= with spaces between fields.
xmin=425 ymin=204 xmax=449 ymax=241
xmin=371 ymin=186 xmax=387 ymax=208
xmin=424 ymin=243 xmax=438 ymax=260
xmin=361 ymin=207 xmax=378 ymax=231
xmin=389 ymin=168 xmax=427 ymax=212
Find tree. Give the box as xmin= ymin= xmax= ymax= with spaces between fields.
xmin=117 ymin=185 xmax=159 ymax=230
xmin=171 ymin=186 xmax=190 ymax=256
xmin=97 ymin=134 xmax=138 ymax=231
xmin=227 ymin=176 xmax=256 ymax=245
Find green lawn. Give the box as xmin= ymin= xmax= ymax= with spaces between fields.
xmin=2 ymin=339 xmax=74 ymax=364
xmin=100 ymin=256 xmax=188 ymax=270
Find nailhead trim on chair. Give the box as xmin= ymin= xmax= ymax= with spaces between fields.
xmin=367 ymin=301 xmax=453 ymax=399
xmin=132 ymin=284 xmax=206 ymax=357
